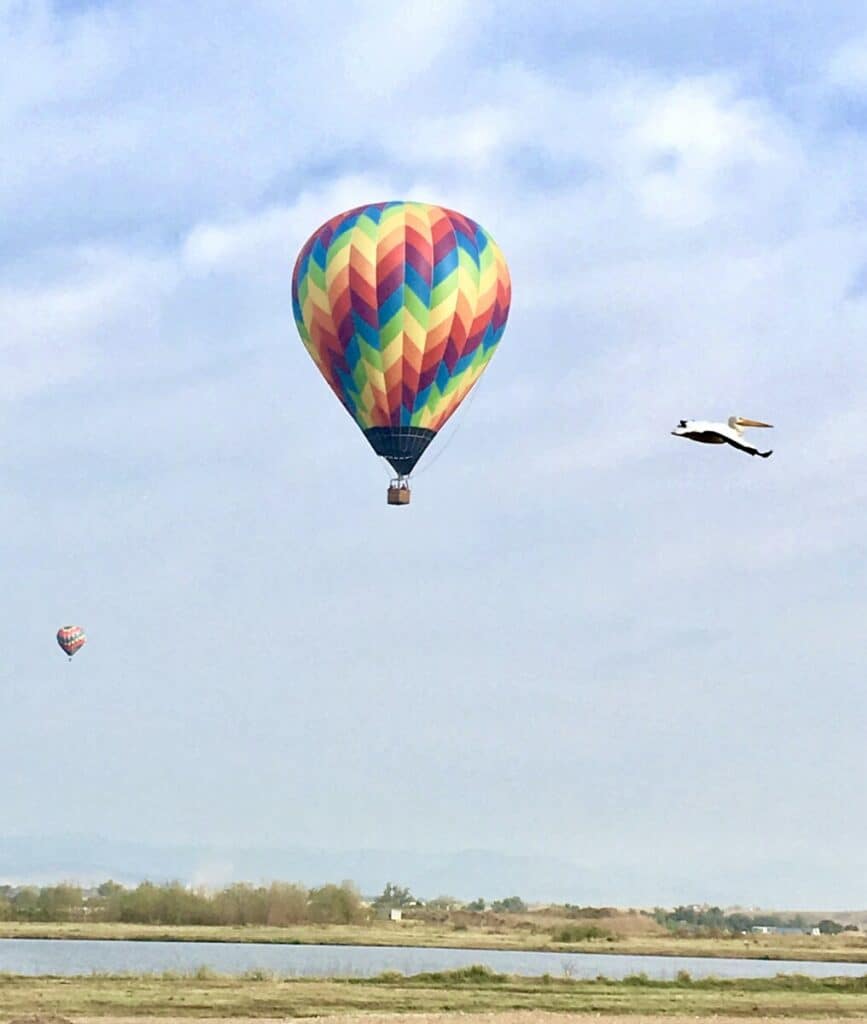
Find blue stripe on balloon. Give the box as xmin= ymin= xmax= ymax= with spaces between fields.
xmin=379 ymin=287 xmax=404 ymax=325
xmin=413 ymin=384 xmax=433 ymax=412
xmin=334 ymin=213 xmax=361 ymax=238
xmin=455 ymin=231 xmax=480 ymax=266
xmin=312 ymin=237 xmax=328 ymax=268
xmin=336 ymin=367 xmax=359 ymax=402
xmin=345 ymin=334 xmax=361 ymax=371
xmin=352 ymin=313 xmax=380 ymax=350
xmin=433 ymin=247 xmax=458 ymax=284
xmin=454 ymin=350 xmax=474 ymax=375
xmin=405 ymin=263 xmax=431 ymax=306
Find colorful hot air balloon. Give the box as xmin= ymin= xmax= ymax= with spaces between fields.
xmin=292 ymin=201 xmax=511 ymax=504
xmin=57 ymin=625 xmax=86 ymax=660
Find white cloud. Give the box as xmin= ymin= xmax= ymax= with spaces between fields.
xmin=0 ymin=246 xmax=173 ymax=401
xmin=0 ymin=0 xmax=494 ymax=251
xmin=180 ymin=174 xmax=399 ymax=273
xmin=0 ymin=0 xmax=124 ymax=114
xmin=631 ymin=78 xmax=793 ymax=227
xmin=828 ymin=34 xmax=867 ymax=90
xmin=337 ymin=0 xmax=486 ymax=98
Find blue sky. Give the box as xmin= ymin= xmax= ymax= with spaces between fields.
xmin=2 ymin=0 xmax=867 ymax=907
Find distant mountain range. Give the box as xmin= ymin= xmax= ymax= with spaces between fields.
xmin=1 ymin=834 xmax=864 ymax=914
xmin=0 ymin=835 xmax=623 ymax=902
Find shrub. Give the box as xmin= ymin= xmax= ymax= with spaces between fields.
xmin=373 ymin=970 xmax=405 ymax=983
xmin=623 ymin=972 xmax=650 ymax=986
xmin=552 ymin=925 xmax=610 ymax=942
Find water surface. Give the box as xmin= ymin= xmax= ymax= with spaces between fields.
xmin=2 ymin=938 xmax=866 ymax=979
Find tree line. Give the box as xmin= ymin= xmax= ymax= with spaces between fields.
xmin=655 ymin=905 xmax=855 ymax=935
xmin=0 ymin=879 xmax=529 ymax=926
xmin=0 ymin=880 xmax=367 ymax=925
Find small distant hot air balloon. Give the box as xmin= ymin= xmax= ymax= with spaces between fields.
xmin=57 ymin=625 xmax=86 ymax=660
xmin=292 ymin=201 xmax=511 ymax=504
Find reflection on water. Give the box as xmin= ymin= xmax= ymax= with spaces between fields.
xmin=1 ymin=938 xmax=866 ymax=980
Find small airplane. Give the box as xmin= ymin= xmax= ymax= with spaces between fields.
xmin=671 ymin=416 xmax=773 ymax=458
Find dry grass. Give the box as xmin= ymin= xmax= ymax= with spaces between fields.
xmin=2 ymin=969 xmax=867 ymax=1019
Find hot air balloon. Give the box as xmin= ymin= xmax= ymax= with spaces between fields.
xmin=292 ymin=202 xmax=511 ymax=504
xmin=57 ymin=625 xmax=86 ymax=660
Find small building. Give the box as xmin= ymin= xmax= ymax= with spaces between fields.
xmin=389 ymin=908 xmax=402 ymax=922
xmin=751 ymin=925 xmax=808 ymax=936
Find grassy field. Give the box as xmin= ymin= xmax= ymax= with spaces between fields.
xmin=1 ymin=966 xmax=867 ymax=1018
xmin=2 ymin=919 xmax=867 ymax=964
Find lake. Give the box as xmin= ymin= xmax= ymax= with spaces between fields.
xmin=1 ymin=938 xmax=866 ymax=979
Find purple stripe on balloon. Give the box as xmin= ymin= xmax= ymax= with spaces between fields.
xmin=418 ymin=366 xmax=438 ymax=391
xmin=463 ymin=329 xmax=484 ymax=358
xmin=433 ymin=232 xmax=457 ymax=263
xmin=349 ymin=290 xmax=378 ymax=327
xmin=337 ymin=311 xmax=355 ymax=345
xmin=404 ymin=242 xmax=432 ymax=281
xmin=443 ymin=339 xmax=460 ymax=372
xmin=325 ymin=345 xmax=351 ymax=380
xmin=376 ymin=265 xmax=404 ymax=306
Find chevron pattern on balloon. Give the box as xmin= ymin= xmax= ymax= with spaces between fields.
xmin=292 ymin=202 xmax=511 ymax=463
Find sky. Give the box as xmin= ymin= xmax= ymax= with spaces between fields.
xmin=2 ymin=0 xmax=867 ymax=908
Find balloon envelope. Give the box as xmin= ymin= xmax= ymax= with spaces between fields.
xmin=57 ymin=625 xmax=86 ymax=658
xmin=292 ymin=201 xmax=511 ymax=475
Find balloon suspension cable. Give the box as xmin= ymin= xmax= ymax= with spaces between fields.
xmin=387 ymin=474 xmax=411 ymax=506
xmin=411 ymin=382 xmax=482 ymax=480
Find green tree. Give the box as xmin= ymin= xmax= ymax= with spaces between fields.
xmin=373 ymin=883 xmax=415 ymax=909
xmin=212 ymin=883 xmax=268 ymax=926
xmin=0 ymin=886 xmax=13 ymax=921
xmin=491 ymin=896 xmax=526 ymax=913
xmin=94 ymin=880 xmax=126 ymax=922
xmin=309 ymin=882 xmax=366 ymax=924
xmin=37 ymin=884 xmax=83 ymax=921
xmin=426 ymin=895 xmax=460 ymax=910
xmin=11 ymin=887 xmax=41 ymax=921
xmin=265 ymin=882 xmax=309 ymax=926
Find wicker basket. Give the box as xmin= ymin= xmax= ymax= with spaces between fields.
xmin=387 ymin=485 xmax=411 ymax=506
